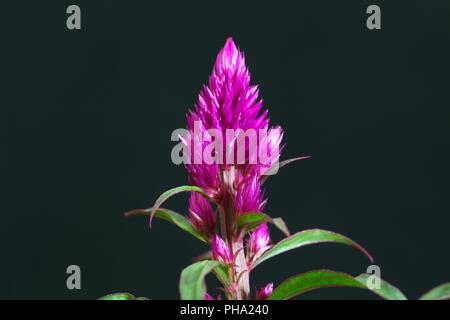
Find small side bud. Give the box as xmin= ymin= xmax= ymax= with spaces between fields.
xmin=188 ymin=193 xmax=216 ymax=238
xmin=256 ymin=282 xmax=273 ymax=300
xmin=211 ymin=235 xmax=233 ymax=264
xmin=247 ymin=224 xmax=270 ymax=260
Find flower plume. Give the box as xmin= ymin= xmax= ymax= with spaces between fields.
xmin=185 ymin=38 xmax=283 ymax=200
xmin=116 ymin=37 xmax=392 ymax=303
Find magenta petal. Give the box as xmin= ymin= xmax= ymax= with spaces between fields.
xmin=185 ymin=38 xmax=283 ymax=192
xmin=188 ymin=193 xmax=216 ymax=238
xmin=247 ymin=223 xmax=270 ymax=258
xmin=211 ymin=235 xmax=233 ymax=264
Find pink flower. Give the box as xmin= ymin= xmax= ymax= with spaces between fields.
xmin=188 ymin=193 xmax=216 ymax=239
xmin=204 ymin=293 xmax=214 ymax=300
xmin=247 ymin=224 xmax=270 ymax=259
xmin=256 ymin=282 xmax=273 ymax=300
xmin=211 ymin=235 xmax=233 ymax=264
xmin=185 ymin=38 xmax=283 ymax=198
xmin=189 ymin=38 xmax=269 ymax=134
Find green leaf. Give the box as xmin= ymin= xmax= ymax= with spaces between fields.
xmin=149 ymin=185 xmax=206 ymax=225
xmin=179 ymin=260 xmax=219 ymax=300
xmin=237 ymin=212 xmax=290 ymax=236
xmin=269 ymin=270 xmax=407 ymax=300
xmin=125 ymin=207 xmax=207 ymax=242
xmin=272 ymin=218 xmax=290 ymax=237
xmin=213 ymin=264 xmax=232 ymax=286
xmin=98 ymin=293 xmax=148 ymax=300
xmin=237 ymin=212 xmax=271 ymax=228
xmin=419 ymin=283 xmax=450 ymax=300
xmin=269 ymin=270 xmax=362 ymax=300
xmin=355 ymin=274 xmax=407 ymax=300
xmin=253 ymin=229 xmax=373 ymax=268
xmin=261 ymin=156 xmax=311 ymax=184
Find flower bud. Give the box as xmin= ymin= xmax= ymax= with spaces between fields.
xmin=256 ymin=282 xmax=273 ymax=300
xmin=211 ymin=235 xmax=233 ymax=264
xmin=188 ymin=193 xmax=216 ymax=238
xmin=247 ymin=223 xmax=270 ymax=259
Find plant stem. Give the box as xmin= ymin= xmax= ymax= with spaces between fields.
xmin=220 ymin=166 xmax=250 ymax=300
xmin=232 ymin=240 xmax=250 ymax=299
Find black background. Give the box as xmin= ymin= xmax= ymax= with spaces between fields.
xmin=1 ymin=0 xmax=449 ymax=299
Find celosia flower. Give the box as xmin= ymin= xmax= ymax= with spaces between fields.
xmin=247 ymin=223 xmax=270 ymax=259
xmin=185 ymin=38 xmax=283 ymax=200
xmin=117 ymin=37 xmax=394 ymax=303
xmin=188 ymin=193 xmax=216 ymax=238
xmin=180 ymin=38 xmax=285 ymax=299
xmin=256 ymin=282 xmax=273 ymax=300
xmin=211 ymin=235 xmax=233 ymax=264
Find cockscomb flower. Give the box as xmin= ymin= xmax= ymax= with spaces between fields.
xmin=188 ymin=193 xmax=216 ymax=239
xmin=247 ymin=223 xmax=271 ymax=260
xmin=189 ymin=38 xmax=269 ymax=135
xmin=211 ymin=235 xmax=233 ymax=264
xmin=185 ymin=38 xmax=283 ymax=198
xmin=114 ymin=37 xmax=427 ymax=303
xmin=256 ymin=283 xmax=273 ymax=300
xmin=109 ymin=38 xmax=432 ymax=300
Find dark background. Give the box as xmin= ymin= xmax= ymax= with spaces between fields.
xmin=1 ymin=0 xmax=449 ymax=299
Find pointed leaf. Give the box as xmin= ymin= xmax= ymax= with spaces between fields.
xmin=98 ymin=293 xmax=148 ymax=300
xmin=269 ymin=270 xmax=407 ymax=300
xmin=237 ymin=212 xmax=290 ymax=236
xmin=272 ymin=218 xmax=290 ymax=237
xmin=254 ymin=229 xmax=373 ymax=268
xmin=179 ymin=260 xmax=219 ymax=300
xmin=355 ymin=274 xmax=407 ymax=300
xmin=261 ymin=156 xmax=311 ymax=184
xmin=237 ymin=212 xmax=271 ymax=228
xmin=419 ymin=283 xmax=450 ymax=300
xmin=149 ymin=185 xmax=206 ymax=225
xmin=125 ymin=207 xmax=207 ymax=242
